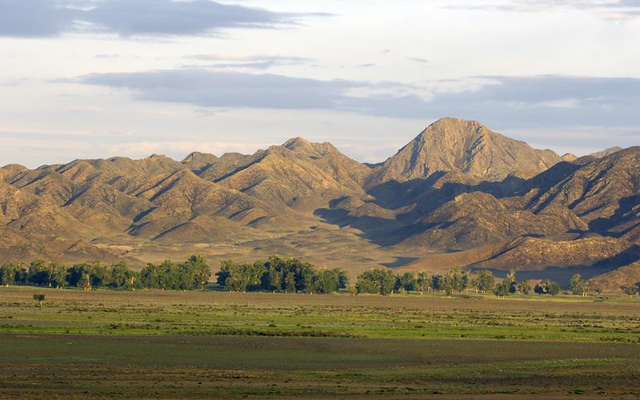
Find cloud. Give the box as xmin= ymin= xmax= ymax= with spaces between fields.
xmin=422 ymin=75 xmax=640 ymax=127
xmin=0 ymin=0 xmax=74 ymax=37
xmin=77 ymin=69 xmax=640 ymax=130
xmin=0 ymin=0 xmax=322 ymax=38
xmin=445 ymin=0 xmax=640 ymax=18
xmin=407 ymin=57 xmax=429 ymax=64
xmin=80 ymin=69 xmax=363 ymax=109
xmin=93 ymin=53 xmax=121 ymax=59
xmin=185 ymin=54 xmax=314 ymax=70
xmin=0 ymin=78 xmax=30 ymax=87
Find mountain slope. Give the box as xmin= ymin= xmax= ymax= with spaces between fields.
xmin=530 ymin=147 xmax=640 ymax=242
xmin=0 ymin=118 xmax=638 ymax=292
xmin=214 ymin=140 xmax=372 ymax=212
xmin=372 ymin=118 xmax=561 ymax=184
xmin=590 ymin=146 xmax=624 ymax=159
xmin=588 ymin=261 xmax=640 ymax=293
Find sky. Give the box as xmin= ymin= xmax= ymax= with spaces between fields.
xmin=1 ymin=0 xmax=639 ymax=168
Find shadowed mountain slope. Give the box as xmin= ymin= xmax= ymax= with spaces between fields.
xmin=530 ymin=147 xmax=640 ymax=240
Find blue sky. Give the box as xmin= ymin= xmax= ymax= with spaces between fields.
xmin=1 ymin=0 xmax=639 ymax=167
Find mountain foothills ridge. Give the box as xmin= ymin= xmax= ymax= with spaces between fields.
xmin=1 ymin=118 xmax=638 ymax=291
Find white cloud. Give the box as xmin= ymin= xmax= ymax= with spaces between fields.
xmin=0 ymin=0 xmax=325 ymax=38
xmin=76 ymin=69 xmax=640 ymax=128
xmin=444 ymin=0 xmax=640 ymax=19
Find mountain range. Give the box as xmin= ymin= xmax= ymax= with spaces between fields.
xmin=1 ymin=118 xmax=638 ymax=291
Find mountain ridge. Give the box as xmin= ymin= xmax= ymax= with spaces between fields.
xmin=1 ymin=117 xmax=637 ymax=292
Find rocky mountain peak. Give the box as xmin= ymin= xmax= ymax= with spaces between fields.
xmin=181 ymin=152 xmax=219 ymax=171
xmin=282 ymin=137 xmax=312 ymax=149
xmin=418 ymin=117 xmax=486 ymax=139
xmin=590 ymin=146 xmax=624 ymax=159
xmin=374 ymin=117 xmax=561 ymax=183
xmin=282 ymin=137 xmax=339 ymax=158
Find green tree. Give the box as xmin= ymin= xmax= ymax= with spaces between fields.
xmin=336 ymin=269 xmax=349 ymax=290
xmin=0 ymin=263 xmax=20 ymax=287
xmin=399 ymin=272 xmax=418 ymax=292
xmin=140 ymin=260 xmax=183 ymax=290
xmin=216 ymin=260 xmax=266 ymax=292
xmin=216 ymin=261 xmax=242 ymax=291
xmin=314 ymin=269 xmax=343 ymax=294
xmin=440 ymin=275 xmax=454 ymax=296
xmin=140 ymin=263 xmax=161 ymax=289
xmin=494 ymin=278 xmax=511 ymax=297
xmin=68 ymin=263 xmax=108 ymax=289
xmin=516 ymin=280 xmax=531 ymax=295
xmin=461 ymin=271 xmax=471 ymax=292
xmin=177 ymin=261 xmax=198 ymax=290
xmin=78 ymin=273 xmax=92 ymax=291
xmin=622 ymin=284 xmax=638 ymax=296
xmin=282 ymin=271 xmax=297 ymax=293
xmin=15 ymin=265 xmax=28 ymax=284
xmin=356 ymin=269 xmax=398 ymax=295
xmin=294 ymin=261 xmax=318 ymax=294
xmin=548 ymin=281 xmax=561 ymax=295
xmin=109 ymin=262 xmax=130 ymax=288
xmin=475 ymin=270 xmax=495 ymax=294
xmin=535 ymin=279 xmax=561 ymax=296
xmin=416 ymin=272 xmax=430 ymax=293
xmin=87 ymin=262 xmax=108 ymax=288
xmin=67 ymin=264 xmax=90 ymax=287
xmin=448 ymin=269 xmax=467 ymax=293
xmin=431 ymin=275 xmax=444 ymax=291
xmin=355 ymin=275 xmax=378 ymax=294
xmin=504 ymin=270 xmax=517 ymax=294
xmin=261 ymin=265 xmax=283 ymax=292
xmin=48 ymin=263 xmax=68 ymax=289
xmin=27 ymin=260 xmax=49 ymax=286
xmin=570 ymin=274 xmax=588 ymax=296
xmin=188 ymin=255 xmax=211 ymax=291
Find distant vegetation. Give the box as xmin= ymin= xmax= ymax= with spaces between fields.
xmin=216 ymin=256 xmax=349 ymax=294
xmin=0 ymin=255 xmax=211 ymax=291
xmin=2 ymin=256 xmax=639 ymax=297
xmin=357 ymin=268 xmax=557 ymax=297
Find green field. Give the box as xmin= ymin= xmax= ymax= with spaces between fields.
xmin=1 ymin=287 xmax=640 ymax=398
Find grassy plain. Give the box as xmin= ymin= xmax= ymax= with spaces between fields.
xmin=1 ymin=287 xmax=640 ymax=398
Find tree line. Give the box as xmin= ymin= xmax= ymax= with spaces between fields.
xmin=355 ymin=268 xmax=593 ymax=297
xmin=355 ymin=268 xmax=504 ymax=296
xmin=2 ymin=254 xmax=636 ymax=297
xmin=216 ymin=256 xmax=349 ymax=294
xmin=0 ymin=255 xmax=210 ymax=291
